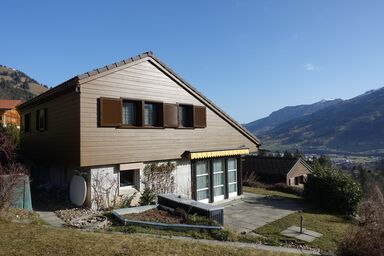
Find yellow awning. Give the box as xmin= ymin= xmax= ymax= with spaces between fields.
xmin=189 ymin=148 xmax=249 ymax=160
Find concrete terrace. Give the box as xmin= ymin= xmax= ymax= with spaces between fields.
xmin=222 ymin=192 xmax=304 ymax=233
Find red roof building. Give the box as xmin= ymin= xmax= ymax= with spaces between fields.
xmin=0 ymin=100 xmax=21 ymax=127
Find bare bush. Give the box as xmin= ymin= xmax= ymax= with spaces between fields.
xmin=0 ymin=129 xmax=16 ymax=165
xmin=243 ymin=173 xmax=303 ymax=196
xmin=271 ymin=183 xmax=303 ymax=196
xmin=337 ymin=185 xmax=384 ymax=256
xmin=90 ymin=171 xmax=118 ymax=211
xmin=0 ymin=131 xmax=27 ymax=214
xmin=243 ymin=172 xmax=266 ymax=188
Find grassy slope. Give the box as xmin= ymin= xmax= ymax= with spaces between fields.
xmin=0 ymin=221 xmax=296 ymax=256
xmin=255 ymin=209 xmax=353 ymax=252
xmin=28 ymin=82 xmax=48 ymax=95
xmin=244 ymin=186 xmax=354 ymax=252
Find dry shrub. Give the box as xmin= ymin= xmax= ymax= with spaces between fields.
xmin=337 ymin=185 xmax=384 ymax=256
xmin=0 ymin=130 xmax=27 ymax=214
xmin=270 ymin=182 xmax=303 ymax=196
xmin=243 ymin=173 xmax=303 ymax=196
xmin=243 ymin=172 xmax=267 ymax=188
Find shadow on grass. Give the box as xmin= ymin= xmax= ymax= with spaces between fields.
xmin=242 ymin=194 xmax=305 ymax=211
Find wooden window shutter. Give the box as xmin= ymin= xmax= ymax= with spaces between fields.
xmin=99 ymin=97 xmax=122 ymax=127
xmin=163 ymin=103 xmax=178 ymax=128
xmin=193 ymin=106 xmax=206 ymax=128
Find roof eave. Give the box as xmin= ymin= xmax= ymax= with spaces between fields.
xmin=17 ymin=77 xmax=79 ymax=111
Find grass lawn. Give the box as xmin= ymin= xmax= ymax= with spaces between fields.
xmin=243 ymin=186 xmax=302 ymax=200
xmin=0 ymin=221 xmax=297 ymax=256
xmin=254 ymin=209 xmax=354 ymax=253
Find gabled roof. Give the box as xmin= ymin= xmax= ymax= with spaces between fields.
xmin=244 ymin=156 xmax=312 ymax=176
xmin=17 ymin=52 xmax=260 ymax=146
xmin=0 ymin=100 xmax=22 ymax=109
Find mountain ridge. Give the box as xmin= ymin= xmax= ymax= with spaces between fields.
xmin=0 ymin=65 xmax=48 ymax=101
xmin=245 ymin=98 xmax=343 ymax=136
xmin=245 ymin=87 xmax=384 ymax=155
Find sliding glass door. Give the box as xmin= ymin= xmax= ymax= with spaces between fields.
xmin=213 ymin=159 xmax=225 ymax=201
xmin=194 ymin=157 xmax=239 ymax=203
xmin=227 ymin=158 xmax=238 ymax=197
xmin=196 ymin=160 xmax=209 ymax=203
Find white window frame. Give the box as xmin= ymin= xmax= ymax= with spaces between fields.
xmin=119 ymin=169 xmax=139 ymax=195
xmin=212 ymin=159 xmax=225 ymax=201
xmin=227 ymin=158 xmax=238 ymax=198
xmin=196 ymin=160 xmax=209 ymax=203
xmin=122 ymin=100 xmax=139 ymax=126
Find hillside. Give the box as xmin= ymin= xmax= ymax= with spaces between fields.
xmin=247 ymin=88 xmax=384 ymax=155
xmin=0 ymin=65 xmax=48 ymax=101
xmin=244 ymin=99 xmax=343 ymax=136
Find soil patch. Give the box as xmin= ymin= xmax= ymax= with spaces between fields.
xmin=124 ymin=209 xmax=184 ymax=224
xmin=123 ymin=208 xmax=217 ymax=226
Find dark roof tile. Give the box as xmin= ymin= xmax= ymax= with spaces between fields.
xmin=244 ymin=156 xmax=310 ymax=176
xmin=107 ymin=63 xmax=117 ymax=70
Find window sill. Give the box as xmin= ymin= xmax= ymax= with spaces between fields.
xmin=118 ymin=125 xmax=165 ymax=129
xmin=119 ymin=124 xmax=142 ymax=129
xmin=142 ymin=125 xmax=164 ymax=129
xmin=119 ymin=186 xmax=139 ymax=196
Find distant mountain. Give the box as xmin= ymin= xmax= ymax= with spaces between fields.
xmin=244 ymin=99 xmax=343 ymax=136
xmin=0 ymin=65 xmax=48 ymax=101
xmin=246 ymin=88 xmax=384 ymax=155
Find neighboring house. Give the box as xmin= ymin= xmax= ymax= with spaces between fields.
xmin=0 ymin=100 xmax=22 ymax=128
xmin=17 ymin=52 xmax=260 ymax=207
xmin=242 ymin=156 xmax=312 ymax=187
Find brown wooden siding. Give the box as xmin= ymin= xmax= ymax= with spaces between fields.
xmin=80 ymin=60 xmax=257 ymax=167
xmin=20 ymin=91 xmax=80 ymax=166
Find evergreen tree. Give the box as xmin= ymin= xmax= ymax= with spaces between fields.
xmin=283 ymin=150 xmax=293 ymax=158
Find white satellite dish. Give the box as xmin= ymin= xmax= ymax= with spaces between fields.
xmin=70 ymin=175 xmax=87 ymax=206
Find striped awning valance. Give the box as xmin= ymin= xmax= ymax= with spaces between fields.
xmin=189 ymin=148 xmax=249 ymax=160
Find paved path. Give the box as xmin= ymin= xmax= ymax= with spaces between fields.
xmin=222 ymin=193 xmax=304 ymax=233
xmin=36 ymin=211 xmax=65 ymax=227
xmin=137 ymin=233 xmax=320 ymax=255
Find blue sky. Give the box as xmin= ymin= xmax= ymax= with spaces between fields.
xmin=1 ymin=1 xmax=384 ymax=123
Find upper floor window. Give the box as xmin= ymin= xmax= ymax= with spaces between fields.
xmin=122 ymin=100 xmax=141 ymax=126
xmin=178 ymin=104 xmax=193 ymax=128
xmin=144 ymin=102 xmax=163 ymax=127
xmin=24 ymin=113 xmax=31 ymax=132
xmin=36 ymin=109 xmax=47 ymax=131
xmin=99 ymin=97 xmax=206 ymax=129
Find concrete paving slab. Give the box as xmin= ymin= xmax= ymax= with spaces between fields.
xmin=281 ymin=226 xmax=322 ymax=242
xmin=223 ymin=193 xmax=304 ymax=233
xmin=37 ymin=211 xmax=65 ymax=227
